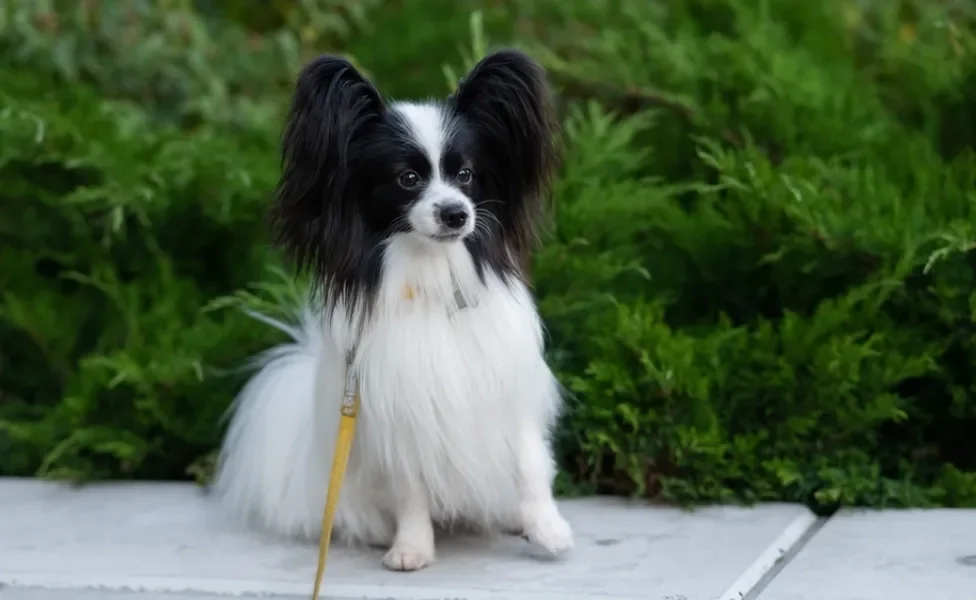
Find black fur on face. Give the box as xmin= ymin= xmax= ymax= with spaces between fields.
xmin=271 ymin=50 xmax=557 ymax=311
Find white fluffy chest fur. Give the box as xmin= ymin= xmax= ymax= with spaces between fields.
xmin=330 ymin=235 xmax=560 ymax=528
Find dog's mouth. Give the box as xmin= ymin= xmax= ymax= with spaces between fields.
xmin=430 ymin=231 xmax=465 ymax=242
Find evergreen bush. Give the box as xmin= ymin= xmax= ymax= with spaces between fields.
xmin=1 ymin=0 xmax=974 ymax=511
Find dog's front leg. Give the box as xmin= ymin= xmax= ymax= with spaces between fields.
xmin=381 ymin=484 xmax=436 ymax=571
xmin=516 ymin=425 xmax=575 ymax=555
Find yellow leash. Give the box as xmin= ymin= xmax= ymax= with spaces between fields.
xmin=310 ymin=284 xmax=415 ymax=600
xmin=311 ymin=366 xmax=360 ymax=600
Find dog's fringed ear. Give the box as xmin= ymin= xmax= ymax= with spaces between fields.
xmin=451 ymin=49 xmax=557 ymax=259
xmin=271 ymin=55 xmax=385 ymax=290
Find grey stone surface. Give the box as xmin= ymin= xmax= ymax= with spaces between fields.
xmin=756 ymin=508 xmax=976 ymax=600
xmin=0 ymin=479 xmax=817 ymax=600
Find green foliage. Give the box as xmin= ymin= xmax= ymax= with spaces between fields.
xmin=1 ymin=0 xmax=975 ymax=510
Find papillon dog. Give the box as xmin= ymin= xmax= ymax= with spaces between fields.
xmin=213 ymin=49 xmax=574 ymax=571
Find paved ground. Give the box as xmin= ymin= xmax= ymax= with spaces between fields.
xmin=0 ymin=478 xmax=973 ymax=599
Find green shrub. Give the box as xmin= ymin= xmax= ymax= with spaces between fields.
xmin=1 ymin=0 xmax=974 ymax=511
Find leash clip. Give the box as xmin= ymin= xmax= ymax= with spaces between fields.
xmin=341 ymin=369 xmax=359 ymax=418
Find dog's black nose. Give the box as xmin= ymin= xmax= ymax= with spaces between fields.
xmin=438 ymin=203 xmax=468 ymax=229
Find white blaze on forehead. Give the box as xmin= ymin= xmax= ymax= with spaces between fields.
xmin=393 ymin=102 xmax=473 ymax=242
xmin=393 ymin=102 xmax=455 ymax=179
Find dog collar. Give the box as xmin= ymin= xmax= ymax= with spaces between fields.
xmin=402 ymin=284 xmax=473 ymax=310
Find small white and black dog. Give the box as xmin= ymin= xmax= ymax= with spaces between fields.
xmin=213 ymin=49 xmax=574 ymax=571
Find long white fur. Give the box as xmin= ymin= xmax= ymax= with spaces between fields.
xmin=213 ymin=102 xmax=574 ymax=571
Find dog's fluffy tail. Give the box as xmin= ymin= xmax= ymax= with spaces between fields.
xmin=212 ymin=307 xmax=344 ymax=540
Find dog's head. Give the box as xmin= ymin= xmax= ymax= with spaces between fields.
xmin=270 ymin=50 xmax=556 ymax=295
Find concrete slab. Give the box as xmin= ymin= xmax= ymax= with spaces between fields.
xmin=755 ymin=508 xmax=976 ymax=600
xmin=0 ymin=478 xmax=816 ymax=600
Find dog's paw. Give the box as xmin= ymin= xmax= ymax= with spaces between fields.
xmin=522 ymin=503 xmax=575 ymax=555
xmin=382 ymin=545 xmax=435 ymax=572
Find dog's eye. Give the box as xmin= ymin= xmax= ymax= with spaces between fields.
xmin=456 ymin=168 xmax=473 ymax=185
xmin=398 ymin=170 xmax=421 ymax=189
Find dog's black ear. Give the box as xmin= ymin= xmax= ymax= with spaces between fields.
xmin=451 ymin=49 xmax=557 ymax=260
xmin=271 ymin=55 xmax=385 ymax=290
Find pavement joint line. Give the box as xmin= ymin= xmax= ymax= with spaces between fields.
xmin=739 ymin=515 xmax=830 ymax=600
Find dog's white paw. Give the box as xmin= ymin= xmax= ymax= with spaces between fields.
xmin=522 ymin=503 xmax=574 ymax=555
xmin=382 ymin=544 xmax=435 ymax=572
